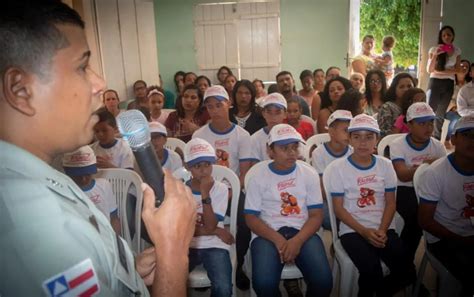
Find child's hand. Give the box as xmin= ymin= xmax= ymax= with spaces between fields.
xmin=282 ymin=237 xmax=303 ymax=263
xmin=374 ymin=229 xmax=387 ymax=244
xmin=215 ymin=227 xmax=235 ymax=245
xmin=180 ymin=119 xmax=199 ymax=134
xmin=199 ymin=176 xmax=214 ymax=198
xmin=273 ymin=235 xmax=288 ymax=263
xmin=96 ymin=155 xmax=115 ymax=168
xmin=363 ymin=228 xmax=386 ymax=248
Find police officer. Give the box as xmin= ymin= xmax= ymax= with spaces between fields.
xmin=0 ymin=1 xmax=196 ymax=296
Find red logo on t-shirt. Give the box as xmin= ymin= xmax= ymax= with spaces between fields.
xmin=463 ymin=182 xmax=474 ymax=192
xmin=277 ymin=178 xmax=296 ymax=191
xmin=357 ymin=174 xmax=377 ymax=186
xmin=215 ymin=138 xmax=230 ymax=148
xmin=462 ymin=194 xmax=474 ymax=218
xmin=357 ymin=187 xmax=376 ymax=208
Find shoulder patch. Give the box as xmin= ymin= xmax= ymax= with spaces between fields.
xmin=42 ymin=258 xmax=100 ymax=297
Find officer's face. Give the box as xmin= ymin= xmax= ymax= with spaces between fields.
xmin=31 ymin=24 xmax=105 ymax=155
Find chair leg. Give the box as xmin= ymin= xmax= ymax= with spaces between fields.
xmin=413 ymin=252 xmax=428 ymax=297
xmin=339 ymin=260 xmax=357 ymax=297
xmin=332 ymin=258 xmax=339 ymax=290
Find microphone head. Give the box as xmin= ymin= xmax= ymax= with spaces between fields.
xmin=116 ymin=110 xmax=150 ymax=150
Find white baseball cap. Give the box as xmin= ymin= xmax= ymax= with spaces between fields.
xmin=327 ymin=110 xmax=353 ymax=127
xmin=62 ymin=145 xmax=97 ymax=176
xmin=453 ymin=114 xmax=474 ymax=134
xmin=348 ymin=114 xmax=380 ymax=134
xmin=267 ymin=124 xmax=305 ymax=146
xmin=204 ymin=85 xmax=229 ymax=102
xmin=184 ymin=138 xmax=216 ymax=166
xmin=406 ymin=102 xmax=436 ymax=123
xmin=261 ymin=93 xmax=287 ymax=109
xmin=149 ymin=122 xmax=167 ymax=136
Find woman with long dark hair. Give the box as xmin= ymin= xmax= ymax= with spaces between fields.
xmin=364 ymin=69 xmax=387 ymax=116
xmin=427 ymin=25 xmax=461 ymax=139
xmin=317 ymin=77 xmax=353 ymax=133
xmin=230 ymin=80 xmax=265 ymax=135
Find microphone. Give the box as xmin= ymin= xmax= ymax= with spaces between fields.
xmin=116 ymin=110 xmax=164 ymax=207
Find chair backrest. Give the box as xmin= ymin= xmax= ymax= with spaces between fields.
xmin=322 ymin=163 xmax=340 ymax=245
xmin=377 ymin=133 xmax=405 ymax=157
xmin=96 ymin=168 xmax=144 ymax=254
xmin=304 ymin=133 xmax=330 ymax=163
xmin=165 ymin=137 xmax=186 ymax=158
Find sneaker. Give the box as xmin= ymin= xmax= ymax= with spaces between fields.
xmin=235 ymin=268 xmax=250 ymax=291
xmin=283 ymin=279 xmax=303 ymax=297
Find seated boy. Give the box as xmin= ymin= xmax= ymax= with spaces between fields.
xmin=91 ymin=109 xmax=135 ymax=169
xmin=63 ymin=145 xmax=121 ymax=234
xmin=390 ymin=102 xmax=446 ymax=262
xmin=184 ymin=138 xmax=234 ymax=297
xmin=244 ymin=124 xmax=333 ymax=297
xmin=325 ymin=114 xmax=416 ymax=296
xmin=311 ymin=110 xmax=353 ymax=230
xmin=418 ymin=114 xmax=474 ymax=296
xmin=149 ymin=122 xmax=182 ymax=173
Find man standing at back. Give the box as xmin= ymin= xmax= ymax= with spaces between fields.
xmin=0 ymin=1 xmax=196 ymax=296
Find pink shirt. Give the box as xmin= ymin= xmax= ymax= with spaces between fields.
xmin=393 ymin=115 xmax=409 ymax=133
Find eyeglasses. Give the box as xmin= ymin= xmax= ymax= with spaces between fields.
xmin=369 ymin=79 xmax=381 ymax=85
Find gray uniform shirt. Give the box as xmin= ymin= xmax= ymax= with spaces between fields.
xmin=0 ymin=141 xmax=149 ymax=297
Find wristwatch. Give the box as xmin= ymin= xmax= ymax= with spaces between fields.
xmin=202 ymin=197 xmax=212 ymax=205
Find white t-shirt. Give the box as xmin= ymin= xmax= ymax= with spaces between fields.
xmin=428 ymin=45 xmax=461 ymax=80
xmin=150 ymin=111 xmax=170 ymax=125
xmin=90 ymin=139 xmax=135 ymax=169
xmin=311 ymin=143 xmax=353 ymax=176
xmin=82 ymin=178 xmax=118 ymax=221
xmin=390 ymin=135 xmax=446 ymax=187
xmin=250 ymin=127 xmax=271 ymax=162
xmin=457 ymin=81 xmax=474 ymax=117
xmin=244 ymin=162 xmax=323 ymax=239
xmin=162 ymin=148 xmax=183 ymax=173
xmin=417 ymin=154 xmax=474 ymax=243
xmin=189 ymin=180 xmax=230 ymax=250
xmin=193 ymin=123 xmax=253 ymax=176
xmin=325 ymin=155 xmax=398 ymax=236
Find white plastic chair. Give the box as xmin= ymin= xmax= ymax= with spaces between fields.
xmin=165 ymin=137 xmax=186 ymax=153
xmin=412 ymin=164 xmax=461 ymax=297
xmin=377 ymin=133 xmax=406 ymax=157
xmin=187 ymin=165 xmax=240 ymax=297
xmin=96 ymin=168 xmax=144 ymax=254
xmin=244 ymin=160 xmax=324 ymax=296
xmin=323 ymin=163 xmax=406 ymax=297
xmin=303 ymin=133 xmax=330 ymax=164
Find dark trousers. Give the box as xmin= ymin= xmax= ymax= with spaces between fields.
xmin=427 ymin=78 xmax=454 ymax=139
xmin=236 ymin=191 xmax=251 ymax=271
xmin=428 ymin=239 xmax=474 ymax=296
xmin=396 ymin=186 xmax=422 ymax=262
xmin=340 ymin=230 xmax=416 ymax=297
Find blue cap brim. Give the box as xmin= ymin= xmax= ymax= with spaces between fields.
xmin=263 ymin=103 xmax=286 ymax=110
xmin=204 ymin=96 xmax=228 ymax=102
xmin=455 ymin=127 xmax=474 ymax=134
xmin=412 ymin=116 xmax=436 ymax=123
xmin=348 ymin=127 xmax=380 ymax=134
xmin=186 ymin=156 xmax=216 ymax=167
xmin=64 ymin=164 xmax=97 ymax=176
xmin=151 ymin=132 xmax=167 ymax=137
xmin=270 ymin=138 xmax=305 ymax=146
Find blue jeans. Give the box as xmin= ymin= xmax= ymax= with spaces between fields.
xmin=251 ymin=227 xmax=332 ymax=297
xmin=189 ymin=248 xmax=232 ymax=297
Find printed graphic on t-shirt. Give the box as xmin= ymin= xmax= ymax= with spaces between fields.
xmin=280 ymin=192 xmax=301 ymax=216
xmin=215 ymin=148 xmax=230 ymax=167
xmin=196 ymin=213 xmax=203 ymax=226
xmin=462 ymin=182 xmax=474 ymax=222
xmin=88 ymin=194 xmax=101 ymax=205
xmin=357 ymin=187 xmax=376 ymax=208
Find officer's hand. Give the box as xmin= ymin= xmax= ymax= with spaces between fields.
xmin=141 ymin=170 xmax=197 ymax=252
xmin=135 ymin=247 xmax=156 ymax=285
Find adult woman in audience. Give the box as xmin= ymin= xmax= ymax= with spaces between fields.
xmin=364 ymin=69 xmax=387 ymax=116
xmin=230 ymin=80 xmax=266 ymax=135
xmin=184 ymin=72 xmax=197 ymax=87
xmin=164 ymin=84 xmax=209 ymax=143
xmin=313 ymin=68 xmax=325 ymax=93
xmin=196 ymin=75 xmax=212 ymax=98
xmin=377 ymin=72 xmax=416 ymax=137
xmin=336 ymin=89 xmax=367 ymax=116
xmin=224 ymin=74 xmax=238 ymax=104
xmin=317 ymin=76 xmax=353 ymax=133
xmin=352 ymin=35 xmax=378 ymax=77
xmin=325 ymin=66 xmax=341 ymax=82
xmin=103 ymin=89 xmax=122 ymax=117
xmin=174 ymin=70 xmax=186 ymax=95
xmin=253 ymin=79 xmax=267 ymax=102
xmin=427 ymin=25 xmax=461 ymax=139
xmin=217 ymin=66 xmax=232 ymax=85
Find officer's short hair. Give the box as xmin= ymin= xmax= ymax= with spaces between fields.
xmin=0 ymin=0 xmax=85 ymax=81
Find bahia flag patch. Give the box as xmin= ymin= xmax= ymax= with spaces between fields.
xmin=42 ymin=258 xmax=100 ymax=297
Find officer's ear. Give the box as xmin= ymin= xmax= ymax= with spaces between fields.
xmin=2 ymin=67 xmax=36 ymax=116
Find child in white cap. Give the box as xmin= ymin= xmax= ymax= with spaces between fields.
xmin=244 ymin=124 xmax=332 ymax=297
xmin=250 ymin=92 xmax=289 ymax=162
xmin=184 ymin=138 xmax=234 ymax=297
xmin=311 ymin=109 xmax=353 ymax=230
xmin=418 ymin=114 xmax=474 ymax=296
xmin=325 ymin=114 xmax=416 ymax=296
xmin=63 ymin=146 xmax=121 ymax=234
xmin=390 ymin=102 xmax=446 ymax=262
xmin=149 ymin=122 xmax=182 ymax=173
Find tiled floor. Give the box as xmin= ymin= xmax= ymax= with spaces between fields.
xmin=189 ymin=230 xmax=439 ymax=297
